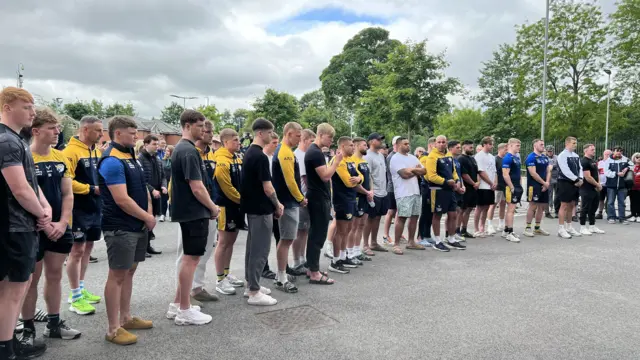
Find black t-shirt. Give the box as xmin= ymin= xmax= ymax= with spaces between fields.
xmin=240 ymin=144 xmax=274 ymax=215
xmin=0 ymin=124 xmax=39 ymax=232
xmin=304 ymin=143 xmax=331 ymax=200
xmin=458 ymin=154 xmax=478 ymax=187
xmin=581 ymin=156 xmax=598 ymax=191
xmin=496 ymin=155 xmax=505 ymax=190
xmin=170 ymin=139 xmax=210 ymax=222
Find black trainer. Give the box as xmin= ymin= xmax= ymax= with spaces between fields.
xmin=329 ymin=261 xmax=349 ymax=274
xmin=433 ymin=242 xmax=450 ymax=252
xmin=15 ymin=329 xmax=46 ymax=359
xmin=595 ymin=212 xmax=603 ymax=219
xmin=447 ymin=241 xmax=466 ymax=250
xmin=89 ymin=256 xmax=98 ymax=263
xmin=461 ymin=231 xmax=475 ymax=239
xmin=286 ymin=266 xmax=306 ymax=277
xmin=356 ymin=253 xmax=372 ymax=261
xmin=341 ymin=258 xmax=358 ymax=268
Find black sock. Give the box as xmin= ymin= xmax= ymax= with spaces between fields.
xmin=0 ymin=339 xmax=14 ymax=358
xmin=47 ymin=314 xmax=60 ymax=329
xmin=23 ymin=319 xmax=35 ymax=332
xmin=455 ymin=227 xmax=460 ymax=234
xmin=445 ymin=231 xmax=449 ymax=237
xmin=461 ymin=227 xmax=467 ymax=234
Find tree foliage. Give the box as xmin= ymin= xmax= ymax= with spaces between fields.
xmin=251 ymin=88 xmax=300 ymax=133
xmin=196 ymin=104 xmax=222 ymax=129
xmin=161 ymin=102 xmax=184 ymax=125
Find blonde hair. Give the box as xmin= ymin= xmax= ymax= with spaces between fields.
xmin=301 ymin=129 xmax=316 ymax=140
xmin=316 ymin=123 xmax=335 ymax=137
xmin=283 ymin=122 xmax=302 ymax=135
xmin=163 ymin=145 xmax=174 ymax=160
xmin=497 ymin=143 xmax=507 ymax=151
xmin=632 ymin=153 xmax=640 ymax=163
xmin=32 ymin=107 xmax=60 ymax=128
xmin=135 ymin=140 xmax=144 ymax=155
xmin=508 ymin=138 xmax=521 ymax=144
xmin=219 ymin=128 xmax=238 ymax=143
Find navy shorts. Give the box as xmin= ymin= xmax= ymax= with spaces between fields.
xmin=334 ymin=201 xmax=356 ymax=221
xmin=217 ymin=206 xmax=245 ymax=232
xmin=506 ymin=186 xmax=524 ymax=204
xmin=527 ymin=184 xmax=549 ymax=204
xmin=355 ymin=196 xmax=367 ymax=218
xmin=431 ymin=189 xmax=457 ymax=214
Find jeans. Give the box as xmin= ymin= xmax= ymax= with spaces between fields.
xmin=607 ymin=187 xmax=627 ymax=220
xmin=306 ymin=194 xmax=331 ymax=272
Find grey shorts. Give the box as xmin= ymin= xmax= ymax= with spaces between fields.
xmin=396 ymin=194 xmax=422 ymax=218
xmin=298 ymin=206 xmax=310 ymax=230
xmin=279 ymin=207 xmax=299 ymax=240
xmin=104 ymin=230 xmax=148 ymax=270
xmin=495 ymin=190 xmax=506 ymax=204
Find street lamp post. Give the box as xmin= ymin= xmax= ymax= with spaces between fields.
xmin=170 ymin=94 xmax=198 ymax=108
xmin=604 ymin=69 xmax=612 ymax=149
xmin=540 ymin=0 xmax=550 ymax=141
xmin=16 ymin=63 xmax=24 ymax=88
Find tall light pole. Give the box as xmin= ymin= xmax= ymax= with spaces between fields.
xmin=16 ymin=63 xmax=24 ymax=88
xmin=204 ymin=96 xmax=210 ymax=106
xmin=170 ymin=94 xmax=198 ymax=108
xmin=540 ymin=0 xmax=550 ymax=141
xmin=604 ymin=69 xmax=612 ymax=149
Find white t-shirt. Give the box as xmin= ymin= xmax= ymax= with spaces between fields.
xmin=389 ymin=152 xmax=421 ymax=199
xmin=597 ymin=160 xmax=607 ymax=185
xmin=475 ymin=150 xmax=497 ymax=190
xmin=294 ymin=148 xmax=307 ymax=194
xmin=266 ymin=153 xmax=273 ymax=176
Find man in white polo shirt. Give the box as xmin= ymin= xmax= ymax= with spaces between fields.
xmin=474 ymin=136 xmax=497 ymax=236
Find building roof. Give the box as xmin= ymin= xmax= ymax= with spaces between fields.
xmin=100 ymin=116 xmax=180 ymax=135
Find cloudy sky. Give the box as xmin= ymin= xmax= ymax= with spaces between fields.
xmin=0 ymin=0 xmax=617 ymax=118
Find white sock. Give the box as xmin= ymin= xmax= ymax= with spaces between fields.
xmin=354 ymin=246 xmax=360 ymax=256
xmin=346 ymin=247 xmax=353 ymax=258
xmin=340 ymin=250 xmax=346 ymax=260
xmin=277 ymin=271 xmax=287 ymax=284
xmin=79 ymin=280 xmax=85 ymax=291
xmin=565 ymin=222 xmax=571 ymax=230
xmin=293 ymin=258 xmax=302 ymax=267
xmin=433 ymin=236 xmax=441 ymax=244
xmin=559 ymin=224 xmax=565 ymax=231
xmin=299 ymin=256 xmax=306 ymax=265
xmin=499 ymin=219 xmax=505 ymax=228
xmin=448 ymin=235 xmax=457 ymax=244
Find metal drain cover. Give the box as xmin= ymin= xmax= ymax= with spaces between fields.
xmin=256 ymin=305 xmax=338 ymax=334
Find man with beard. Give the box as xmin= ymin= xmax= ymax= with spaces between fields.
xmin=350 ymin=137 xmax=374 ymax=261
xmin=603 ymin=146 xmax=632 ymax=224
xmin=457 ymin=140 xmax=479 ymax=239
xmin=363 ymin=133 xmax=389 ymax=254
xmin=556 ymin=137 xmax=583 ymax=238
xmin=523 ymin=139 xmax=552 ymax=237
xmin=579 ymin=144 xmax=606 ymax=235
xmin=137 ymin=135 xmax=166 ymax=256
xmin=474 ymin=136 xmax=496 ymax=237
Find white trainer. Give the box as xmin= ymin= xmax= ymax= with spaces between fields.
xmin=166 ymin=303 xmax=201 ymax=319
xmin=558 ymin=228 xmax=572 ymax=239
xmin=473 ymin=231 xmax=485 ymax=238
xmin=216 ymin=278 xmax=237 ymax=295
xmin=522 ymin=228 xmax=535 ymax=237
xmin=505 ymin=233 xmax=520 ymax=243
xmin=486 ymin=224 xmax=497 ymax=235
xmin=567 ymin=226 xmax=581 ymax=237
xmin=579 ymin=226 xmax=593 ymax=236
xmin=174 ymin=307 xmax=212 ymax=326
xmin=247 ymin=291 xmax=277 ymax=306
xmin=243 ymin=286 xmax=271 ymax=298
xmin=589 ymin=225 xmax=605 ymax=234
xmin=226 ymin=274 xmax=245 ymax=287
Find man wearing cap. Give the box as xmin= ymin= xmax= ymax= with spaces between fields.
xmin=211 ymin=135 xmax=222 ymax=152
xmin=545 ymin=145 xmax=559 ymax=218
xmin=363 ymin=133 xmax=389 ymax=254
xmin=383 ymin=136 xmax=406 ymax=245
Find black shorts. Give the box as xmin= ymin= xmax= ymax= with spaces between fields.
xmin=558 ymin=180 xmax=580 ymax=203
xmin=180 ymin=218 xmax=209 ymax=256
xmin=366 ymin=195 xmax=390 ymax=218
xmin=527 ymin=184 xmax=549 ymax=204
xmin=0 ymin=231 xmax=38 ymax=282
xmin=334 ymin=201 xmax=356 ymax=221
xmin=73 ymin=226 xmax=102 ymax=243
xmin=431 ymin=189 xmax=457 ymax=214
xmin=387 ymin=193 xmax=397 ymax=211
xmin=462 ymin=187 xmax=477 ymax=209
xmin=505 ymin=186 xmax=524 ymax=204
xmin=355 ymin=196 xmax=367 ymax=218
xmin=477 ymin=189 xmax=495 ymax=206
xmin=37 ymin=230 xmax=74 ymax=262
xmin=217 ymin=206 xmax=245 ymax=232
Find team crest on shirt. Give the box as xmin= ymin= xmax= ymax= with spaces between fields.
xmin=83 ymin=159 xmax=90 ymax=167
xmin=35 ymin=166 xmax=43 ymax=176
xmin=346 ymin=213 xmax=353 ymax=220
xmin=228 ymin=220 xmax=236 ymax=230
xmin=533 ymin=194 xmax=539 ymax=201
xmin=56 ymin=164 xmax=65 ymax=174
xmin=440 ymin=159 xmax=445 ymax=164
xmin=358 ymin=210 xmax=364 ymax=216
xmin=436 ymin=205 xmax=442 ymax=212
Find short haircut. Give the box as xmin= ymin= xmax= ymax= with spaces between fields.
xmin=180 ymin=109 xmax=205 ymax=128
xmin=301 ymin=129 xmax=316 ymax=140
xmin=270 ymin=132 xmax=279 ymax=140
xmin=396 ymin=136 xmax=408 ymax=144
xmin=108 ymin=115 xmax=138 ymax=140
xmin=462 ymin=140 xmax=474 ymax=146
xmin=532 ymin=138 xmax=543 ymax=145
xmin=497 ymin=143 xmax=507 ymax=151
xmin=220 ymin=128 xmax=238 ymax=143
xmin=0 ymin=87 xmax=34 ymax=109
xmin=32 ymin=107 xmax=59 ymax=128
xmin=481 ymin=136 xmax=493 ymax=145
xmin=508 ymin=138 xmax=520 ymax=144
xmin=353 ymin=137 xmax=366 ymax=144
xmin=583 ymin=143 xmax=595 ymax=151
xmin=428 ymin=137 xmax=436 ymax=144
xmin=338 ymin=136 xmax=352 ymax=146
xmin=283 ymin=122 xmax=302 ymax=135
xmin=143 ymin=134 xmax=159 ymax=144
xmin=565 ymin=136 xmax=577 ymax=144
xmin=252 ymin=117 xmax=274 ymax=132
xmin=203 ymin=120 xmax=213 ymax=130
xmin=448 ymin=140 xmax=460 ymax=149
xmin=613 ymin=146 xmax=624 ymax=152
xmin=316 ymin=123 xmax=335 ymax=137
xmin=80 ymin=115 xmax=101 ymax=127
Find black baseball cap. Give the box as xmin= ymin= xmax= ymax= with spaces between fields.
xmin=367 ymin=132 xmax=385 ymax=141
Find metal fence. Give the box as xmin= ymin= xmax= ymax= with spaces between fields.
xmin=519 ymin=139 xmax=640 ymax=160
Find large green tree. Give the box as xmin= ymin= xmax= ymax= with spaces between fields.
xmin=161 ymin=102 xmax=184 ymax=125
xmin=62 ymin=102 xmax=93 ymax=121
xmin=105 ymin=102 xmax=136 ymax=118
xmin=196 ymin=104 xmax=222 ymax=129
xmin=251 ymin=88 xmax=299 ymax=133
xmin=610 ymin=0 xmax=640 ymax=101
xmin=358 ymin=40 xmax=462 ymax=139
xmin=434 ymin=107 xmax=486 ymax=142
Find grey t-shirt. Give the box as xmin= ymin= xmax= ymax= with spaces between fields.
xmin=364 ymin=149 xmax=388 ymax=198
xmin=0 ymin=124 xmax=39 ymax=232
xmin=385 ymin=151 xmax=396 ymax=194
xmin=548 ymin=155 xmax=559 ymax=184
xmin=170 ymin=138 xmax=210 ymax=222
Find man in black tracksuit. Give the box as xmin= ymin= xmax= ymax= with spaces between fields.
xmin=138 ymin=135 xmax=167 ymax=255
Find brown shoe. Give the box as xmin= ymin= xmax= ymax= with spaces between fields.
xmin=105 ymin=327 xmax=137 ymax=345
xmin=192 ymin=289 xmax=219 ymax=302
xmin=122 ymin=317 xmax=153 ymax=330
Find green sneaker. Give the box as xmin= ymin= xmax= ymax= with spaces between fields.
xmin=82 ymin=289 xmax=101 ymax=304
xmin=69 ymin=298 xmax=96 ymax=315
